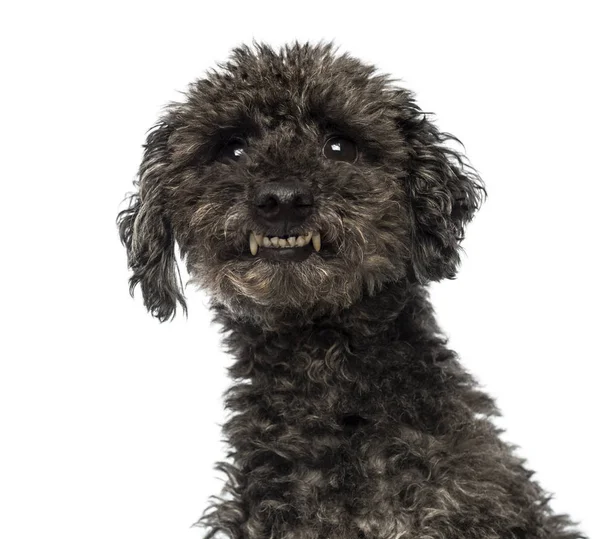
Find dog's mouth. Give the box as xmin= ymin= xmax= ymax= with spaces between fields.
xmin=248 ymin=231 xmax=321 ymax=262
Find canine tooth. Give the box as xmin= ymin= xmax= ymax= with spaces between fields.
xmin=288 ymin=236 xmax=296 ymax=247
xmin=263 ymin=237 xmax=271 ymax=247
xmin=278 ymin=238 xmax=287 ymax=248
xmin=296 ymin=236 xmax=306 ymax=247
xmin=312 ymin=232 xmax=321 ymax=252
xmin=249 ymin=233 xmax=258 ymax=256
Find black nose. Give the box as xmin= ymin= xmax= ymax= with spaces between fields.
xmin=254 ymin=181 xmax=314 ymax=227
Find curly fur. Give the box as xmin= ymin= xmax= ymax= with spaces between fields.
xmin=118 ymin=42 xmax=583 ymax=539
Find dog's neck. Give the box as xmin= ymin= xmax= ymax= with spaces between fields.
xmin=209 ymin=279 xmax=475 ymax=442
xmin=211 ymin=280 xmax=449 ymax=375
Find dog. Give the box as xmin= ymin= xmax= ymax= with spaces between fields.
xmin=118 ymin=42 xmax=583 ymax=539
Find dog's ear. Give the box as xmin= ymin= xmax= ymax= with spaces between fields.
xmin=396 ymin=95 xmax=485 ymax=282
xmin=117 ymin=122 xmax=186 ymax=321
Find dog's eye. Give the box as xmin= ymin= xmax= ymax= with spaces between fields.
xmin=322 ymin=137 xmax=358 ymax=163
xmin=218 ymin=138 xmax=247 ymax=162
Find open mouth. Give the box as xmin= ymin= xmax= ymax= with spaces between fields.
xmin=248 ymin=231 xmax=321 ymax=262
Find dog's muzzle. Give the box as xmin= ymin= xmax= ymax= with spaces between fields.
xmin=250 ymin=180 xmax=320 ymax=261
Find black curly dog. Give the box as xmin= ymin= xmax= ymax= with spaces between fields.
xmin=118 ymin=43 xmax=583 ymax=539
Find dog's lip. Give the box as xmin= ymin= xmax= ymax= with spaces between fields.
xmin=235 ymin=243 xmax=334 ymax=262
xmin=256 ymin=243 xmax=315 ymax=262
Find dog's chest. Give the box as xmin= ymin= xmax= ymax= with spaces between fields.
xmin=236 ymin=363 xmax=423 ymax=537
xmin=228 ymin=330 xmax=460 ymax=538
xmin=252 ymin=413 xmax=414 ymax=538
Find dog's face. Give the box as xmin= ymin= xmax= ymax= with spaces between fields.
xmin=118 ymin=43 xmax=483 ymax=323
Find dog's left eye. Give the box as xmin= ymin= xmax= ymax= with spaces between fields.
xmin=322 ymin=136 xmax=358 ymax=163
xmin=218 ymin=138 xmax=247 ymax=162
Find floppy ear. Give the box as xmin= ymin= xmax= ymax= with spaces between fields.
xmin=398 ymin=97 xmax=485 ymax=282
xmin=117 ymin=122 xmax=186 ymax=321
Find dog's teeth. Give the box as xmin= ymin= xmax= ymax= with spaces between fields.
xmin=252 ymin=232 xmax=317 ymax=250
xmin=312 ymin=232 xmax=321 ymax=252
xmin=249 ymin=233 xmax=258 ymax=256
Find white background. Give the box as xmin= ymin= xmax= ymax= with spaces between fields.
xmin=1 ymin=1 xmax=598 ymax=538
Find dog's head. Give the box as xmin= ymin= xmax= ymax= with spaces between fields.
xmin=118 ymin=43 xmax=484 ymax=322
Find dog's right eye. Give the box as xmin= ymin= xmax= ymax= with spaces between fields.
xmin=322 ymin=136 xmax=358 ymax=163
xmin=217 ymin=138 xmax=247 ymax=162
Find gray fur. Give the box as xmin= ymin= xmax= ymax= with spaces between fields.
xmin=118 ymin=42 xmax=583 ymax=539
